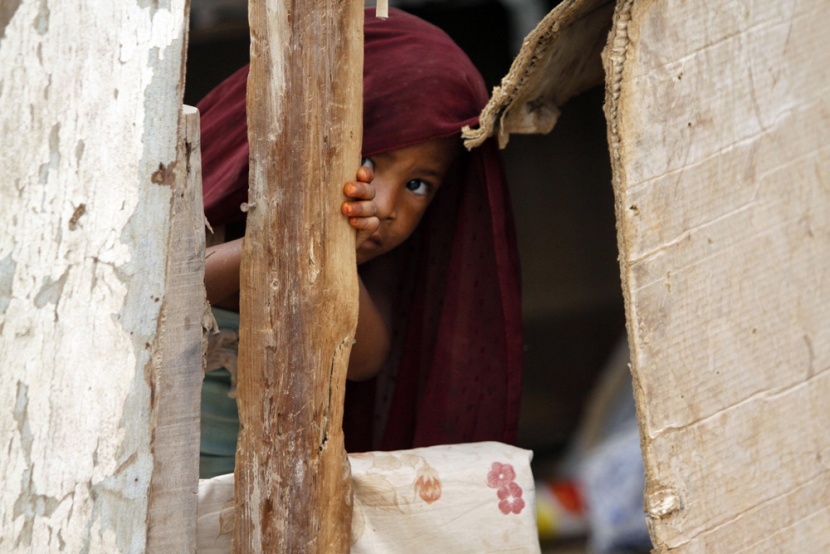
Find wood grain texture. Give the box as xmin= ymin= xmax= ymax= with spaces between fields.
xmin=146 ymin=106 xmax=204 ymax=553
xmin=604 ymin=0 xmax=830 ymax=551
xmin=0 ymin=1 xmax=189 ymax=552
xmin=234 ymin=2 xmax=363 ymax=552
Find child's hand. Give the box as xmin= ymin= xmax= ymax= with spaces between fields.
xmin=342 ymin=165 xmax=379 ymax=251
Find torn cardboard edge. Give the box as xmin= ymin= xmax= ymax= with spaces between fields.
xmin=463 ymin=0 xmax=614 ymax=150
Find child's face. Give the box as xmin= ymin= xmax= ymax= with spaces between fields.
xmin=356 ymin=136 xmax=459 ymax=264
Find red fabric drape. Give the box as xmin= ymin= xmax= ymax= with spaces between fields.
xmin=197 ymin=8 xmax=523 ymax=452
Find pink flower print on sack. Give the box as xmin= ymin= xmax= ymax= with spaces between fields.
xmin=497 ymin=481 xmax=526 ymax=515
xmin=487 ymin=461 xmax=516 ymax=489
xmin=413 ymin=464 xmax=442 ymax=505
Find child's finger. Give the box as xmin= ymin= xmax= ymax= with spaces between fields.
xmin=342 ymin=200 xmax=378 ymax=217
xmin=356 ymin=165 xmax=374 ymax=183
xmin=344 ymin=181 xmax=376 ymax=201
xmin=350 ymin=216 xmax=379 ymax=232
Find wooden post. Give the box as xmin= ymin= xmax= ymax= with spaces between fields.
xmin=147 ymin=105 xmax=205 ymax=552
xmin=0 ymin=2 xmax=192 ymax=551
xmin=605 ymin=0 xmax=830 ymax=551
xmin=234 ymin=2 xmax=362 ymax=552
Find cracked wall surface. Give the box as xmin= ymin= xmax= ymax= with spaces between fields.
xmin=0 ymin=1 xmax=189 ymax=552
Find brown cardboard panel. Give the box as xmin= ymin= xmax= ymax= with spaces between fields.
xmin=605 ymin=0 xmax=830 ymax=551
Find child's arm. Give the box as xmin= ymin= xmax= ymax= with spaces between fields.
xmin=348 ymin=277 xmax=391 ymax=380
xmin=205 ymin=237 xmax=241 ymax=309
xmin=206 ymin=166 xmax=379 ymax=306
xmin=342 ymin=164 xmax=391 ymax=380
xmin=203 ymin=165 xmax=391 ymax=379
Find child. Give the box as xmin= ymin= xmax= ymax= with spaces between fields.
xmin=197 ymin=8 xmax=524 ymax=478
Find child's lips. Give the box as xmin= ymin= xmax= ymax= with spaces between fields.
xmin=359 ymin=237 xmax=382 ymax=253
xmin=365 ymin=234 xmax=383 ymax=248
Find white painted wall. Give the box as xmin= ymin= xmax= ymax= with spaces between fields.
xmin=0 ymin=1 xmax=189 ymax=551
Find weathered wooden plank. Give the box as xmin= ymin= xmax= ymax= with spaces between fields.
xmin=146 ymin=106 xmax=204 ymax=553
xmin=604 ymin=0 xmax=830 ymax=551
xmin=234 ymin=2 xmax=362 ymax=552
xmin=0 ymin=1 xmax=189 ymax=552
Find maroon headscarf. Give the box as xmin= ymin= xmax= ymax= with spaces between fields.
xmin=197 ymin=9 xmax=523 ymax=452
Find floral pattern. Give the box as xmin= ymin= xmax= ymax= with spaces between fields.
xmin=414 ymin=465 xmax=442 ymax=504
xmin=349 ymin=453 xmax=445 ymax=544
xmin=497 ymin=481 xmax=526 ymax=515
xmin=487 ymin=461 xmax=516 ymax=489
xmin=487 ymin=461 xmax=525 ymax=515
xmin=198 ymin=443 xmax=539 ymax=553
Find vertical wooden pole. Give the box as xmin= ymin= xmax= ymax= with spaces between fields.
xmin=234 ymin=2 xmax=362 ymax=552
xmin=147 ymin=105 xmax=205 ymax=553
xmin=0 ymin=1 xmax=191 ymax=552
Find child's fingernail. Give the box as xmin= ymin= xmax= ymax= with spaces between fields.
xmin=346 ymin=185 xmax=356 ymax=196
xmin=343 ymin=204 xmax=353 ymax=215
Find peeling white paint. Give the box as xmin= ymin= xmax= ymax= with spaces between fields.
xmin=0 ymin=1 xmax=188 ymax=552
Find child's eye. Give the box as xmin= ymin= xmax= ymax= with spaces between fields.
xmin=406 ymin=179 xmax=429 ymax=196
xmin=361 ymin=157 xmax=374 ymax=170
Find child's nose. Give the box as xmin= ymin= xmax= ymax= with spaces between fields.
xmin=373 ymin=179 xmax=399 ymax=221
